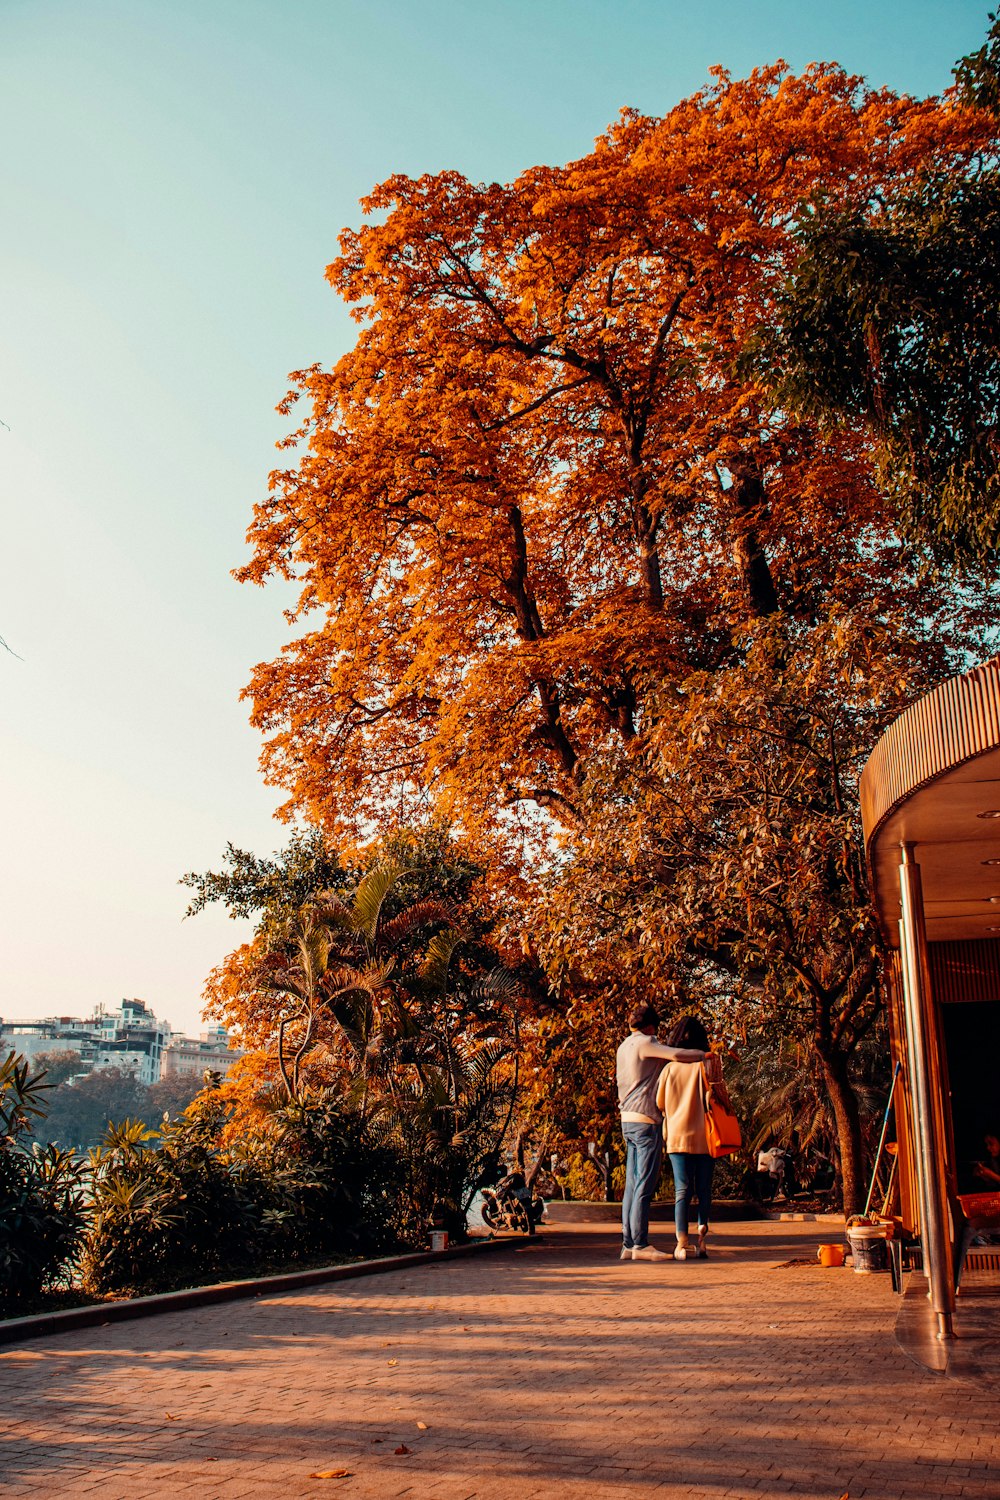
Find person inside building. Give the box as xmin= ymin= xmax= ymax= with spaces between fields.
xmin=973 ymin=1130 xmax=1000 ymax=1188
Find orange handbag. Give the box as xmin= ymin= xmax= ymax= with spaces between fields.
xmin=702 ymin=1063 xmax=742 ymax=1158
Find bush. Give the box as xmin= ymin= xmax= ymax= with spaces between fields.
xmin=4 ymin=1041 xmax=491 ymax=1308
xmin=79 ymin=1088 xmax=425 ymax=1297
xmin=0 ymin=1053 xmax=89 ymax=1313
xmin=81 ymin=1112 xmax=259 ymax=1296
xmin=266 ymin=1093 xmax=417 ymax=1257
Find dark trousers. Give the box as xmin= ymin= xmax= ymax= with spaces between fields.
xmin=668 ymin=1151 xmax=714 ymax=1236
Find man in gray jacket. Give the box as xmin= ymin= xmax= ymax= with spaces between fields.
xmin=616 ymin=1003 xmax=706 ymax=1261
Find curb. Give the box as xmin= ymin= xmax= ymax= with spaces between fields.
xmin=544 ymin=1199 xmax=762 ymax=1224
xmin=0 ymin=1234 xmax=535 ymax=1349
xmin=763 ymin=1211 xmax=846 ymax=1223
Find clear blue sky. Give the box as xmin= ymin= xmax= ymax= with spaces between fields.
xmin=0 ymin=0 xmax=990 ymax=1034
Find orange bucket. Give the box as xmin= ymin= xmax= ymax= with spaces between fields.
xmin=817 ymin=1243 xmax=846 ymax=1268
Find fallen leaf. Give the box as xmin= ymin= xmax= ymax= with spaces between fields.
xmin=394 ymin=1444 xmax=411 ymax=1455
xmin=416 ymin=1421 xmax=428 ymax=1430
xmin=164 ymin=1413 xmax=179 ymax=1422
xmin=387 ymin=1359 xmax=398 ymax=1366
xmin=309 ymin=1470 xmax=352 ymax=1479
xmin=838 ymin=1493 xmax=850 ymax=1500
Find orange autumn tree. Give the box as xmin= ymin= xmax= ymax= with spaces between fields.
xmin=241 ymin=65 xmax=986 ymax=839
xmin=238 ymin=64 xmax=998 ymax=1210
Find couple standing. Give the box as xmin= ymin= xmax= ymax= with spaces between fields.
xmin=616 ymin=1002 xmax=722 ymax=1262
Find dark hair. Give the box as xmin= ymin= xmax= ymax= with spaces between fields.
xmin=666 ymin=1014 xmax=710 ymax=1051
xmin=628 ymin=1002 xmax=659 ymax=1031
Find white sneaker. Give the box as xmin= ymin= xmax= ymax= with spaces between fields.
xmin=674 ymin=1245 xmax=688 ymax=1261
xmin=631 ymin=1244 xmax=670 ymax=1261
xmin=619 ymin=1246 xmax=632 ymax=1260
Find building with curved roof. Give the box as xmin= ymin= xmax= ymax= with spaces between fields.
xmin=860 ymin=655 xmax=1000 ymax=1343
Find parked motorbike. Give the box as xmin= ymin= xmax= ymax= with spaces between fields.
xmin=480 ymin=1170 xmax=544 ymax=1234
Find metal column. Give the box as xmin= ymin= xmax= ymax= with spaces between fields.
xmin=898 ymin=843 xmax=954 ymax=1339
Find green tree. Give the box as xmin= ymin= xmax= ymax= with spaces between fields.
xmin=954 ymin=9 xmax=1000 ymax=113
xmin=29 ymin=1050 xmax=84 ymax=1087
xmin=35 ymin=1066 xmax=148 ymax=1151
xmin=187 ymin=828 xmax=523 ymax=1232
xmin=759 ymin=20 xmax=1000 ymax=563
xmin=762 ymin=172 xmax=1000 ymax=564
xmin=180 ymin=827 xmax=350 ymax=936
xmin=144 ymin=1072 xmax=207 ymax=1123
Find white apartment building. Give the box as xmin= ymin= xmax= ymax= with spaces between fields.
xmin=1 ymin=1002 xmax=243 ymax=1087
xmin=1 ymin=998 xmax=169 ymax=1085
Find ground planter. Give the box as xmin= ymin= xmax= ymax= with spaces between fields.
xmin=847 ymin=1222 xmax=889 ymax=1273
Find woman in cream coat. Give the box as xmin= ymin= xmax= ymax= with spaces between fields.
xmin=655 ymin=1015 xmax=723 ymax=1260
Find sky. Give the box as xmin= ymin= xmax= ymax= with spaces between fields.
xmin=0 ymin=0 xmax=991 ymax=1035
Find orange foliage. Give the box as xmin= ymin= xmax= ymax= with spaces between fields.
xmin=203 ymin=944 xmax=351 ymax=1133
xmin=238 ymin=65 xmax=991 ymax=853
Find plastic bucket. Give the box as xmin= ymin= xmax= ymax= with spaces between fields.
xmin=429 ymin=1230 xmax=449 ymax=1252
xmin=817 ymin=1243 xmax=845 ymax=1268
xmin=848 ymin=1225 xmax=887 ymax=1273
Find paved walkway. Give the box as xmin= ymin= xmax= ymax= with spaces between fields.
xmin=1 ymin=1222 xmax=996 ymax=1500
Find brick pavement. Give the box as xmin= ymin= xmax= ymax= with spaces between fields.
xmin=1 ymin=1221 xmax=997 ymax=1500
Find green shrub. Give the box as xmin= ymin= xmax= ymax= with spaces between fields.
xmin=79 ymin=1089 xmax=420 ymax=1297
xmin=267 ymin=1093 xmax=414 ymax=1256
xmin=0 ymin=1052 xmax=89 ymax=1312
xmin=81 ymin=1107 xmax=274 ymax=1296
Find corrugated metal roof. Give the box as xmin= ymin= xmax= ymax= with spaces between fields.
xmin=860 ymin=657 xmax=1000 ymax=948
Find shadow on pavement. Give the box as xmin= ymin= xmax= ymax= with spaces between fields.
xmin=0 ymin=1223 xmax=994 ymax=1499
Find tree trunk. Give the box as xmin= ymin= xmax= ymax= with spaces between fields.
xmin=730 ymin=463 xmax=780 ymax=617
xmin=821 ymin=1050 xmax=865 ymax=1217
xmin=637 ymin=528 xmax=664 ymax=610
xmin=524 ymin=1129 xmax=551 ymax=1193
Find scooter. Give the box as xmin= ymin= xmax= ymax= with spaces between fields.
xmin=480 ymin=1169 xmax=544 ymax=1234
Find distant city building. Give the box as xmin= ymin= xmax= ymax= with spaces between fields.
xmin=88 ymin=998 xmax=170 ymax=1085
xmin=0 ymin=1002 xmax=242 ymax=1086
xmin=0 ymin=1021 xmax=99 ymax=1069
xmin=161 ymin=1025 xmax=244 ymax=1079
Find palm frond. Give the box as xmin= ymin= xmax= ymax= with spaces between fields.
xmin=420 ymin=927 xmax=463 ymax=991
xmin=465 ymin=1039 xmax=512 ymax=1086
xmin=310 ymin=889 xmax=354 ymax=928
xmin=470 ymin=967 xmax=519 ymax=1003
xmin=380 ymin=899 xmax=456 ymax=950
xmin=351 ymin=860 xmax=411 ymax=942
xmin=323 ymin=958 xmax=395 ymax=996
xmin=259 ymin=975 xmax=309 ymax=1002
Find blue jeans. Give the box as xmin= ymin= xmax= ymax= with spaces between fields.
xmin=622 ymin=1123 xmax=663 ymax=1249
xmin=668 ymin=1152 xmax=714 ymax=1237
